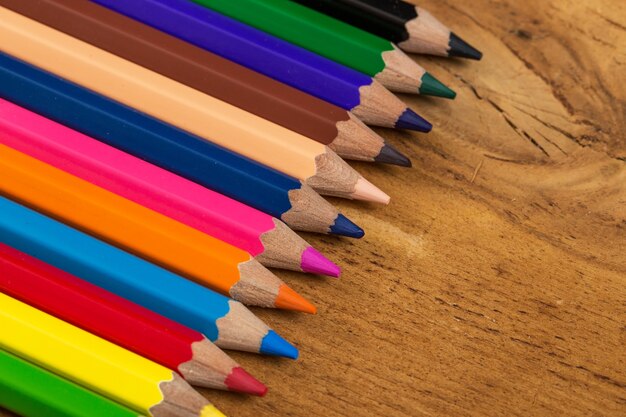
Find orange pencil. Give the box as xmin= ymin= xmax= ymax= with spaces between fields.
xmin=0 ymin=143 xmax=315 ymax=313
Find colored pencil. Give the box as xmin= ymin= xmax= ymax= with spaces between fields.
xmin=4 ymin=0 xmax=408 ymax=167
xmin=0 ymin=243 xmax=267 ymax=395
xmin=0 ymin=293 xmax=224 ymax=417
xmin=292 ymin=0 xmax=482 ymax=59
xmin=0 ymin=99 xmax=340 ymax=277
xmin=0 ymin=144 xmax=315 ymax=313
xmin=0 ymin=349 xmax=142 ymax=417
xmin=0 ymin=8 xmax=389 ymax=204
xmin=0 ymin=53 xmax=363 ymax=239
xmin=0 ymin=197 xmax=298 ymax=359
xmin=92 ymin=0 xmax=430 ymax=132
xmin=189 ymin=0 xmax=454 ymax=98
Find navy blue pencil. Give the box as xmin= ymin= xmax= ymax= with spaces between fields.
xmin=93 ymin=0 xmax=431 ymax=132
xmin=0 ymin=52 xmax=363 ymax=238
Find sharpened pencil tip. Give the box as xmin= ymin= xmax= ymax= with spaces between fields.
xmin=301 ymin=247 xmax=341 ymax=277
xmin=225 ymin=367 xmax=268 ymax=396
xmin=260 ymin=330 xmax=299 ymax=359
xmin=396 ymin=108 xmax=432 ymax=132
xmin=448 ymin=32 xmax=482 ymax=60
xmin=330 ymin=214 xmax=364 ymax=238
xmin=419 ymin=73 xmax=456 ymax=99
xmin=352 ymin=177 xmax=390 ymax=204
xmin=375 ymin=143 xmax=412 ymax=167
xmin=275 ymin=284 xmax=317 ymax=314
xmin=201 ymin=405 xmax=226 ymax=417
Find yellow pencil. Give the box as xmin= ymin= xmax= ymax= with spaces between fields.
xmin=0 ymin=292 xmax=225 ymax=417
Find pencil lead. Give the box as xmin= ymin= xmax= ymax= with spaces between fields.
xmin=375 ymin=144 xmax=412 ymax=167
xmin=225 ymin=367 xmax=268 ymax=396
xmin=396 ymin=108 xmax=432 ymax=132
xmin=448 ymin=32 xmax=483 ymax=60
xmin=301 ymin=247 xmax=341 ymax=277
xmin=330 ymin=214 xmax=365 ymax=238
xmin=419 ymin=73 xmax=456 ymax=99
xmin=353 ymin=177 xmax=390 ymax=204
xmin=275 ymin=284 xmax=317 ymax=314
xmin=201 ymin=405 xmax=226 ymax=417
xmin=260 ymin=330 xmax=299 ymax=359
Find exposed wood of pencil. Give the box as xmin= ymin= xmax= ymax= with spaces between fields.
xmin=400 ymin=5 xmax=482 ymax=59
xmin=402 ymin=6 xmax=452 ymax=55
xmin=151 ymin=373 xmax=216 ymax=417
xmin=257 ymin=219 xmax=311 ymax=271
xmin=214 ymin=301 xmax=272 ymax=353
xmin=334 ymin=113 xmax=410 ymax=165
xmin=312 ymin=149 xmax=390 ymax=203
xmin=377 ymin=45 xmax=427 ymax=93
xmin=283 ymin=184 xmax=351 ymax=232
xmin=178 ymin=339 xmax=240 ymax=391
xmin=353 ymin=80 xmax=413 ymax=128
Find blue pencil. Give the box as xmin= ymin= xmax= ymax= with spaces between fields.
xmin=93 ymin=0 xmax=430 ymax=132
xmin=0 ymin=52 xmax=363 ymax=238
xmin=0 ymin=196 xmax=298 ymax=359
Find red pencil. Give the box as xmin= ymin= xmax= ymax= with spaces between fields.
xmin=0 ymin=242 xmax=267 ymax=396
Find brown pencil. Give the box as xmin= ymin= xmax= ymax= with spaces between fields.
xmin=5 ymin=0 xmax=409 ymax=167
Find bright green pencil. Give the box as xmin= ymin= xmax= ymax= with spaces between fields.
xmin=192 ymin=0 xmax=455 ymax=98
xmin=0 ymin=348 xmax=142 ymax=417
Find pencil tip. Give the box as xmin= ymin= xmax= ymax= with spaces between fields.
xmin=352 ymin=177 xmax=390 ymax=204
xmin=260 ymin=330 xmax=299 ymax=359
xmin=419 ymin=73 xmax=456 ymax=99
xmin=275 ymin=284 xmax=317 ymax=314
xmin=375 ymin=143 xmax=412 ymax=167
xmin=330 ymin=214 xmax=365 ymax=238
xmin=225 ymin=367 xmax=268 ymax=396
xmin=448 ymin=32 xmax=482 ymax=60
xmin=301 ymin=247 xmax=341 ymax=277
xmin=396 ymin=108 xmax=432 ymax=132
xmin=201 ymin=405 xmax=226 ymax=417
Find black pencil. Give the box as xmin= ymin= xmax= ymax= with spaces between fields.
xmin=293 ymin=0 xmax=482 ymax=60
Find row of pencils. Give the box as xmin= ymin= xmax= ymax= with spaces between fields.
xmin=0 ymin=0 xmax=481 ymax=416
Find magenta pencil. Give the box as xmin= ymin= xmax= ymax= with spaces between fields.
xmin=0 ymin=98 xmax=340 ymax=277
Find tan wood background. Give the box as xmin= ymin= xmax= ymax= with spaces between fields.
xmin=2 ymin=0 xmax=624 ymax=416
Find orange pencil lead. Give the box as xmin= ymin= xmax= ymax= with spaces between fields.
xmin=275 ymin=285 xmax=317 ymax=314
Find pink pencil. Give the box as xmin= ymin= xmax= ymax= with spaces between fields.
xmin=0 ymin=98 xmax=340 ymax=277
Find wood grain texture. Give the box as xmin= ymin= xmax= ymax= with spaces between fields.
xmin=1 ymin=0 xmax=624 ymax=416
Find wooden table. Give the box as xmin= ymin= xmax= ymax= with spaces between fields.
xmin=2 ymin=0 xmax=624 ymax=416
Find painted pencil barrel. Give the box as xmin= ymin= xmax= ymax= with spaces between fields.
xmin=0 ymin=53 xmax=361 ymax=237
xmin=0 ymin=293 xmax=214 ymax=416
xmin=190 ymin=0 xmax=452 ymax=97
xmin=0 ymin=197 xmax=298 ymax=359
xmin=0 ymin=52 xmax=295 ymax=220
xmin=0 ymin=8 xmax=371 ymax=199
xmin=0 ymin=349 xmax=142 ymax=417
xmin=0 ymin=242 xmax=267 ymax=395
xmin=0 ymin=143 xmax=313 ymax=311
xmin=191 ymin=0 xmax=392 ymax=76
xmin=93 ymin=0 xmax=371 ymax=112
xmin=0 ymin=98 xmax=339 ymax=276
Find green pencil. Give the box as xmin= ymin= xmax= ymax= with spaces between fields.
xmin=0 ymin=349 xmax=142 ymax=417
xmin=192 ymin=0 xmax=455 ymax=98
